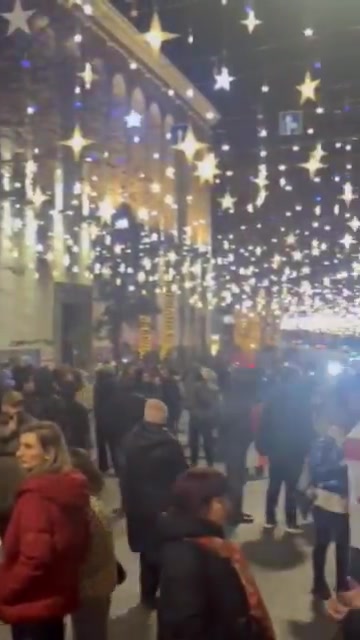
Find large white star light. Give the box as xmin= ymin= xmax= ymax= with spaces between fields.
xmin=219 ymin=192 xmax=237 ymax=212
xmin=241 ymin=8 xmax=262 ymax=34
xmin=348 ymin=217 xmax=360 ymax=233
xmin=78 ymin=63 xmax=98 ymax=90
xmin=339 ymin=182 xmax=358 ymax=208
xmin=125 ymin=110 xmax=142 ymax=128
xmin=214 ymin=66 xmax=235 ymax=91
xmin=173 ymin=126 xmax=207 ymax=163
xmin=195 ymin=153 xmax=220 ymax=184
xmin=300 ymin=145 xmax=327 ymax=179
xmin=60 ymin=125 xmax=94 ymax=160
xmin=340 ymin=233 xmax=355 ymax=250
xmin=0 ymin=0 xmax=35 ymax=35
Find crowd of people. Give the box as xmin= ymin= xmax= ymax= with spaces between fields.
xmin=0 ymin=358 xmax=360 ymax=639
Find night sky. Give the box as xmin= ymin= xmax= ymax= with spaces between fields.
xmin=111 ymin=0 xmax=360 ymax=320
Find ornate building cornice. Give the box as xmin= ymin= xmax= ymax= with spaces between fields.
xmin=88 ymin=0 xmax=220 ymax=127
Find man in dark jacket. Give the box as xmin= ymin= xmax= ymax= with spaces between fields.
xmin=57 ymin=370 xmax=90 ymax=450
xmin=221 ymin=370 xmax=257 ymax=524
xmin=0 ymin=391 xmax=30 ymax=537
xmin=106 ymin=377 xmax=146 ymax=502
xmin=122 ymin=399 xmax=187 ymax=608
xmin=256 ymin=366 xmax=315 ymax=532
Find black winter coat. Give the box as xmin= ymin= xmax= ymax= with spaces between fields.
xmin=158 ymin=515 xmax=250 ymax=640
xmin=162 ymin=378 xmax=182 ymax=422
xmin=61 ymin=398 xmax=90 ymax=449
xmin=0 ymin=419 xmax=23 ymax=533
xmin=122 ymin=423 xmax=187 ymax=552
xmin=256 ymin=381 xmax=315 ymax=462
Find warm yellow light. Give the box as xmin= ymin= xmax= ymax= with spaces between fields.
xmin=173 ymin=126 xmax=207 ymax=163
xmin=143 ymin=12 xmax=179 ymax=55
xmin=60 ymin=125 xmax=94 ymax=160
xmin=195 ymin=153 xmax=221 ymax=184
xmin=296 ymin=71 xmax=320 ymax=105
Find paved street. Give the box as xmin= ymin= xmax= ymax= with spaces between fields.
xmin=0 ymin=475 xmax=340 ymax=639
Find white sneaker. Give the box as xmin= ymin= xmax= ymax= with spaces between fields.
xmin=264 ymin=522 xmax=276 ymax=529
xmin=286 ymin=525 xmax=302 ymax=534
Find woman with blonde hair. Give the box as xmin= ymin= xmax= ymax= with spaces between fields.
xmin=0 ymin=421 xmax=90 ymax=640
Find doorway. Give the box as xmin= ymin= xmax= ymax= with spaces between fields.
xmin=54 ymin=283 xmax=92 ymax=368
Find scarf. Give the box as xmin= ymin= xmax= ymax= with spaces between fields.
xmin=194 ymin=536 xmax=276 ymax=640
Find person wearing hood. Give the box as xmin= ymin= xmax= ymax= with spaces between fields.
xmin=57 ymin=368 xmax=90 ymax=450
xmin=158 ymin=468 xmax=275 ymax=640
xmin=122 ymin=399 xmax=187 ymax=609
xmin=0 ymin=391 xmax=30 ymax=538
xmin=0 ymin=421 xmax=90 ymax=640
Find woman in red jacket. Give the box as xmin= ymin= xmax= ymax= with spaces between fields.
xmin=0 ymin=421 xmax=90 ymax=640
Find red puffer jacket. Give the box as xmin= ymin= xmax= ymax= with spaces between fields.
xmin=0 ymin=471 xmax=90 ymax=624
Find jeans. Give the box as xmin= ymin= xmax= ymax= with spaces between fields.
xmin=140 ymin=551 xmax=160 ymax=603
xmin=12 ymin=619 xmax=64 ymax=640
xmin=266 ymin=458 xmax=303 ymax=527
xmin=189 ymin=416 xmax=214 ymax=466
xmin=72 ymin=597 xmax=111 ymax=640
xmin=313 ymin=507 xmax=349 ymax=593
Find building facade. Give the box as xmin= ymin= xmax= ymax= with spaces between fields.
xmin=0 ymin=0 xmax=218 ymax=366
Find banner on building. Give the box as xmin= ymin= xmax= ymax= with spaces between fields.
xmin=138 ymin=315 xmax=152 ymax=357
xmin=161 ymin=291 xmax=176 ymax=358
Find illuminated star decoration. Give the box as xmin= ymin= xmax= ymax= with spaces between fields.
xmin=125 ymin=110 xmax=142 ymax=128
xmin=143 ymin=12 xmax=179 ymax=55
xmin=312 ymin=143 xmax=327 ymax=163
xmin=285 ymin=233 xmax=297 ymax=246
xmin=195 ymin=153 xmax=220 ymax=184
xmin=296 ymin=71 xmax=320 ymax=105
xmin=98 ymin=197 xmax=114 ymax=225
xmin=300 ymin=144 xmax=327 ymax=179
xmin=78 ymin=62 xmax=98 ymax=90
xmin=31 ymin=186 xmax=49 ymax=211
xmin=60 ymin=125 xmax=94 ymax=160
xmin=214 ymin=66 xmax=235 ymax=91
xmin=173 ymin=126 xmax=207 ymax=163
xmin=340 ymin=233 xmax=355 ymax=250
xmin=339 ymin=182 xmax=358 ymax=208
xmin=348 ymin=217 xmax=360 ymax=233
xmin=0 ymin=0 xmax=35 ymax=35
xmin=241 ymin=8 xmax=262 ymax=34
xmin=252 ymin=165 xmax=269 ymax=207
xmin=219 ymin=192 xmax=237 ymax=212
